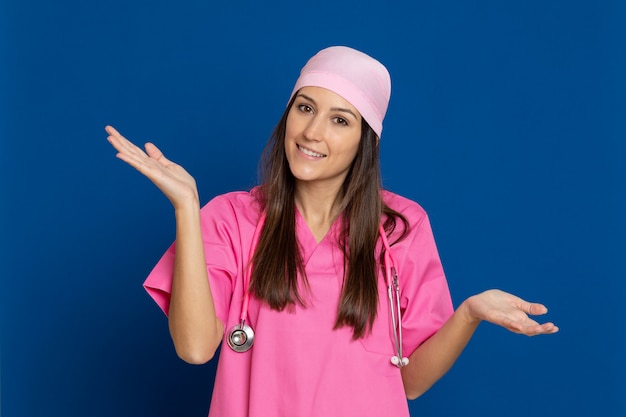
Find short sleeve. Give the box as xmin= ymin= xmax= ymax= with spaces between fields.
xmin=143 ymin=193 xmax=254 ymax=325
xmin=143 ymin=242 xmax=176 ymax=315
xmin=386 ymin=200 xmax=454 ymax=356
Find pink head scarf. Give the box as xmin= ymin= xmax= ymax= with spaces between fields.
xmin=290 ymin=46 xmax=391 ymax=138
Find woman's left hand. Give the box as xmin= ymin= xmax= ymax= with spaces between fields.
xmin=462 ymin=289 xmax=559 ymax=336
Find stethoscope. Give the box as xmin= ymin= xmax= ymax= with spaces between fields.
xmin=227 ymin=214 xmax=410 ymax=368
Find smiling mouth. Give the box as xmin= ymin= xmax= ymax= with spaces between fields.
xmin=297 ymin=144 xmax=327 ymax=158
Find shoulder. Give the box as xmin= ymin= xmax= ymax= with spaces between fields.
xmin=200 ymin=188 xmax=263 ymax=225
xmin=382 ymin=190 xmax=429 ymax=226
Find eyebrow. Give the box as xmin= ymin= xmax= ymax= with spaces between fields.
xmin=296 ymin=93 xmax=360 ymax=120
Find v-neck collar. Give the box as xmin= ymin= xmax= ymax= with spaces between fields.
xmin=295 ymin=207 xmax=343 ymax=265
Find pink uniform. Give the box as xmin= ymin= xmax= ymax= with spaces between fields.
xmin=144 ymin=189 xmax=453 ymax=417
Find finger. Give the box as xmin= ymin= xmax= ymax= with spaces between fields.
xmin=499 ymin=317 xmax=526 ymax=333
xmin=144 ymin=142 xmax=174 ymax=166
xmin=106 ymin=127 xmax=150 ymax=162
xmin=526 ymin=302 xmax=548 ymax=316
xmin=106 ymin=125 xmax=136 ymax=150
xmin=521 ymin=322 xmax=559 ymax=336
xmin=107 ymin=133 xmax=156 ymax=173
xmin=513 ymin=295 xmax=549 ymax=316
xmin=105 ymin=127 xmax=174 ymax=180
xmin=105 ymin=125 xmax=120 ymax=136
xmin=537 ymin=322 xmax=559 ymax=334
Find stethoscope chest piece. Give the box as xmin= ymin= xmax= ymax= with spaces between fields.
xmin=227 ymin=320 xmax=255 ymax=353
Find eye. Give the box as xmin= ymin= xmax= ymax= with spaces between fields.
xmin=332 ymin=117 xmax=349 ymax=126
xmin=297 ymin=104 xmax=314 ymax=114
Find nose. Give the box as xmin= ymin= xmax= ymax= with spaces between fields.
xmin=303 ymin=115 xmax=326 ymax=142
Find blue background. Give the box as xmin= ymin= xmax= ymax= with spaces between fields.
xmin=1 ymin=1 xmax=624 ymax=416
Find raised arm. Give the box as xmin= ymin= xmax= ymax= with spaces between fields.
xmin=106 ymin=125 xmax=223 ymax=364
xmin=401 ymin=289 xmax=558 ymax=399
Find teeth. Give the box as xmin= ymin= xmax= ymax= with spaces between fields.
xmin=298 ymin=145 xmax=326 ymax=158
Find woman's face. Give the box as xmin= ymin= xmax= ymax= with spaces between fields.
xmin=284 ymin=86 xmax=362 ymax=190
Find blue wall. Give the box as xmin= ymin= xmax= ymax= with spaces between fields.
xmin=2 ymin=1 xmax=624 ymax=416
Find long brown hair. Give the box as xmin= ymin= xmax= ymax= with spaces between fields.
xmin=251 ymin=96 xmax=408 ymax=339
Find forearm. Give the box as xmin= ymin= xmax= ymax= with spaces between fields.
xmin=401 ymin=299 xmax=480 ymax=399
xmin=168 ymin=200 xmax=224 ymax=364
xmin=401 ymin=288 xmax=558 ymax=399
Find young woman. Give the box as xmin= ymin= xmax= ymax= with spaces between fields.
xmin=106 ymin=46 xmax=558 ymax=417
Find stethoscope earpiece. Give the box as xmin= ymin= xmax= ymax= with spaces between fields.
xmin=390 ymin=356 xmax=409 ymax=367
xmin=227 ymin=321 xmax=255 ymax=353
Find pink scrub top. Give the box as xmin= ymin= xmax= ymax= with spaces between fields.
xmin=144 ymin=189 xmax=453 ymax=417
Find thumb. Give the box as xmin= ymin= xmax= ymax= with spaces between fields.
xmin=144 ymin=142 xmax=172 ymax=165
xmin=526 ymin=302 xmax=548 ymax=316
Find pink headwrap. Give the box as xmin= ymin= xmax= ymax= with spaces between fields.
xmin=290 ymin=46 xmax=391 ymax=138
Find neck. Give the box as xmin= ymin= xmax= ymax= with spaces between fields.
xmin=294 ymin=181 xmax=344 ymax=241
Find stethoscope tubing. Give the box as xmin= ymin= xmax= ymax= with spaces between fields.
xmin=228 ymin=213 xmax=408 ymax=367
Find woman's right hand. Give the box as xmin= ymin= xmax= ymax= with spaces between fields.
xmin=106 ymin=125 xmax=199 ymax=208
xmin=108 ymin=125 xmax=223 ymax=363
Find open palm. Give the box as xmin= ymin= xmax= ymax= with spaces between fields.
xmin=466 ymin=289 xmax=559 ymax=336
xmin=106 ymin=126 xmax=199 ymax=208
